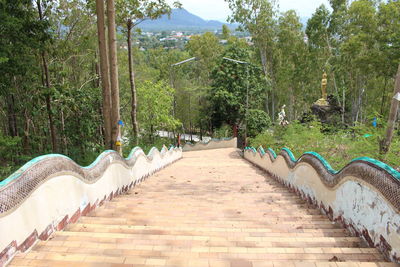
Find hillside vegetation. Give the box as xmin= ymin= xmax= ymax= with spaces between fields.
xmin=1 ymin=0 xmax=399 ymax=180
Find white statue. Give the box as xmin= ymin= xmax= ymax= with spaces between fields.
xmin=278 ymin=105 xmax=289 ymax=126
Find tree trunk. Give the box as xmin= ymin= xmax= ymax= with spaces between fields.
xmin=325 ymin=35 xmax=340 ymax=99
xmin=260 ymin=48 xmax=268 ymax=77
xmin=94 ymin=52 xmax=100 ymax=88
xmin=127 ymin=20 xmax=139 ymax=144
xmin=342 ymin=85 xmax=345 ymax=124
xmin=6 ymin=94 xmax=17 ymax=137
xmin=199 ymin=97 xmax=203 ymax=141
xmin=41 ymin=51 xmax=57 ymax=152
xmin=259 ymin=48 xmax=272 ymax=118
xmin=188 ymin=93 xmax=193 ymax=142
xmin=61 ymin=109 xmax=68 ymax=154
xmin=106 ymin=0 xmax=121 ymax=152
xmin=271 ymin=92 xmax=275 ymax=122
xmin=380 ymin=64 xmax=400 ymax=154
xmin=268 ymin=52 xmax=276 ymax=122
xmin=95 ymin=0 xmax=112 ymax=149
xmin=150 ymin=124 xmax=154 ymax=143
xmin=23 ymin=108 xmax=30 ymax=153
xmin=380 ymin=77 xmax=388 ymax=116
xmin=44 ymin=85 xmax=57 ymax=152
xmin=37 ymin=0 xmax=57 ymax=152
xmin=289 ymin=87 xmax=294 ymax=121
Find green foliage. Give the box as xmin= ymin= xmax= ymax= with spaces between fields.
xmin=0 ymin=133 xmax=21 ymax=162
xmin=137 ymin=81 xmax=181 ymax=140
xmin=213 ymin=124 xmax=233 ymax=139
xmin=246 ymin=109 xmax=271 ymax=137
xmin=226 ymin=0 xmax=276 ymax=49
xmin=0 ymin=134 xmax=25 ymax=180
xmin=210 ymin=41 xmax=266 ymax=128
xmin=221 ymin=24 xmax=231 ymax=40
xmin=186 ymin=32 xmax=223 ymax=82
xmin=123 ymin=137 xmax=173 ymax=158
xmin=249 ymin=120 xmax=400 ymax=170
xmin=1 ymin=0 xmax=400 ymax=181
xmin=0 ymin=0 xmax=49 ymax=93
xmin=116 ymin=0 xmax=181 ymax=27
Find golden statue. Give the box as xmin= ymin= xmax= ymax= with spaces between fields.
xmin=315 ymin=72 xmax=329 ymax=106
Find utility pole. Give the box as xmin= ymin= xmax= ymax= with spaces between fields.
xmin=170 ymin=57 xmax=197 ymax=143
xmin=380 ymin=64 xmax=400 ymax=154
xmin=222 ymin=57 xmax=249 ymax=147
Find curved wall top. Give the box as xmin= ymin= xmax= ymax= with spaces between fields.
xmin=244 ymin=146 xmax=400 ymax=262
xmin=0 ymin=145 xmax=182 ymax=266
xmin=183 ymin=137 xmax=237 ymax=151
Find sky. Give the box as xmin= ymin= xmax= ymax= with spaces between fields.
xmin=167 ymin=0 xmax=330 ymax=22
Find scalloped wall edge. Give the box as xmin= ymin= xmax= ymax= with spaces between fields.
xmin=182 ymin=137 xmax=237 ymax=151
xmin=244 ymin=147 xmax=400 ymax=263
xmin=0 ymin=146 xmax=182 ymax=267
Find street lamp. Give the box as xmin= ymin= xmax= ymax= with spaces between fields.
xmin=170 ymin=57 xmax=197 ymax=117
xmin=222 ymin=57 xmax=250 ymax=148
xmin=170 ymin=57 xmax=197 ymax=142
xmin=171 ymin=57 xmax=197 ymax=67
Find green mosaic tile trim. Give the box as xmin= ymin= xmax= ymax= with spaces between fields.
xmin=0 ymin=145 xmax=173 ymax=188
xmin=245 ymin=147 xmax=400 ymax=181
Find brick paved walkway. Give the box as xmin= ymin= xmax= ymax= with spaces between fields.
xmin=9 ymin=148 xmax=394 ymax=267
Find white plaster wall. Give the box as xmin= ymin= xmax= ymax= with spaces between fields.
xmin=183 ymin=138 xmax=237 ymax=152
xmin=244 ymin=150 xmax=400 ymax=261
xmin=0 ymin=148 xmax=182 ymax=252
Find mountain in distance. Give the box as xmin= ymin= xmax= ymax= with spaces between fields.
xmin=139 ymin=8 xmax=237 ymax=31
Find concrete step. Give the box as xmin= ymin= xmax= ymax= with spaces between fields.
xmin=7 ymin=148 xmax=392 ymax=266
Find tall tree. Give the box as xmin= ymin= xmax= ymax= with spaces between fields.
xmin=226 ymin=0 xmax=277 ymax=119
xmin=0 ymin=0 xmax=45 ymax=141
xmin=276 ymin=10 xmax=307 ymax=120
xmin=37 ymin=0 xmax=57 ymax=152
xmin=116 ymin=0 xmax=180 ymax=144
xmin=340 ymin=0 xmax=378 ymax=123
xmin=186 ymin=32 xmax=223 ymax=83
xmin=222 ymin=24 xmax=231 ymax=40
xmin=137 ymin=81 xmax=180 ymax=142
xmin=380 ymin=64 xmax=400 ymax=154
xmin=95 ymin=0 xmax=112 ymax=148
xmin=106 ymin=0 xmax=121 ymax=151
xmin=210 ymin=42 xmax=266 ymax=129
xmin=376 ymin=0 xmax=400 ymax=115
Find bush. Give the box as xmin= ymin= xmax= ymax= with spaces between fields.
xmin=0 ymin=134 xmax=22 ymax=181
xmin=247 ymin=109 xmax=271 ymax=137
xmin=0 ymin=134 xmax=21 ymax=163
xmin=214 ymin=124 xmax=233 ymax=138
xmin=249 ymin=119 xmax=400 ymax=170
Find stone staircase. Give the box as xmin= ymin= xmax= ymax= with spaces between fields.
xmin=8 ymin=148 xmax=395 ymax=267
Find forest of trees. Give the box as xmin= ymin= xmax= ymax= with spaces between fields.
xmin=0 ymin=0 xmax=399 ymax=178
